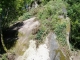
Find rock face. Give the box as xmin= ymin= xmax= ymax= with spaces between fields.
xmin=17 ymin=40 xmax=49 ymax=60
xmin=47 ymin=33 xmax=59 ymax=60
xmin=19 ymin=17 xmax=40 ymax=35
xmin=16 ymin=33 xmax=66 ymax=60
xmin=46 ymin=33 xmax=66 ymax=60
xmin=13 ymin=17 xmax=40 ymax=55
xmin=70 ymin=56 xmax=80 ymax=60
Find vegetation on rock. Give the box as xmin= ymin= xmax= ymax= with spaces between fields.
xmin=0 ymin=0 xmax=80 ymax=60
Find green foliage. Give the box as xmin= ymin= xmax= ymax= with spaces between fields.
xmin=37 ymin=0 xmax=67 ymax=21
xmin=0 ymin=0 xmax=25 ymax=29
xmin=26 ymin=0 xmax=34 ymax=5
xmin=0 ymin=8 xmax=2 ymax=13
xmin=54 ymin=22 xmax=66 ymax=45
xmin=34 ymin=0 xmax=67 ymax=45
xmin=35 ymin=25 xmax=48 ymax=40
xmin=0 ymin=0 xmax=29 ymax=53
xmin=2 ymin=54 xmax=8 ymax=60
xmin=66 ymin=0 xmax=80 ymax=49
xmin=19 ymin=12 xmax=32 ymax=21
xmin=41 ymin=0 xmax=50 ymax=5
xmin=35 ymin=29 xmax=44 ymax=40
xmin=19 ymin=7 xmax=40 ymax=21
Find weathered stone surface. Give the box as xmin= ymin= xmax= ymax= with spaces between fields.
xmin=13 ymin=17 xmax=40 ymax=55
xmin=16 ymin=33 xmax=66 ymax=60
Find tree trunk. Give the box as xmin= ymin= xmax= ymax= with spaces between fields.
xmin=0 ymin=17 xmax=7 ymax=54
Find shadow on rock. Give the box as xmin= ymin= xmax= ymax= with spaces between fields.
xmin=0 ymin=22 xmax=24 ymax=54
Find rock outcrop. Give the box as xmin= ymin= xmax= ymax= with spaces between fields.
xmin=12 ymin=17 xmax=40 ymax=55
xmin=9 ymin=17 xmax=69 ymax=60
xmin=16 ymin=33 xmax=66 ymax=60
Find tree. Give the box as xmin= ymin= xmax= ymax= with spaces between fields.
xmin=0 ymin=0 xmax=25 ymax=53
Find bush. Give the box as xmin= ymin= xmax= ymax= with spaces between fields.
xmin=35 ymin=25 xmax=48 ymax=40
xmin=54 ymin=22 xmax=66 ymax=45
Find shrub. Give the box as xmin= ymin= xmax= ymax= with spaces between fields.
xmin=35 ymin=25 xmax=48 ymax=40
xmin=54 ymin=22 xmax=67 ymax=45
